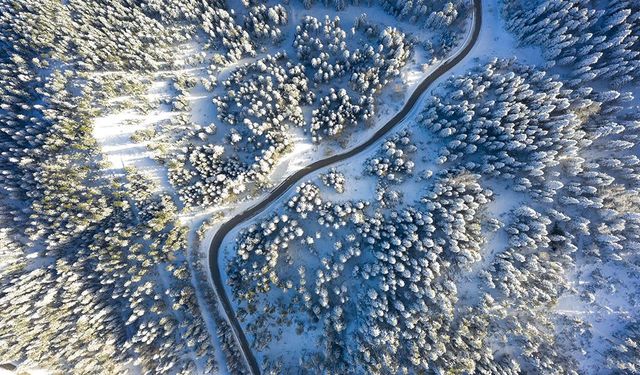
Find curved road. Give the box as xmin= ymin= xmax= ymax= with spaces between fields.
xmin=209 ymin=1 xmax=482 ymax=373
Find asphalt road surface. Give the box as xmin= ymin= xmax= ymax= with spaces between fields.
xmin=208 ymin=1 xmax=483 ymax=372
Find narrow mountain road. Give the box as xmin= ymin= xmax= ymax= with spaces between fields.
xmin=208 ymin=1 xmax=482 ymax=373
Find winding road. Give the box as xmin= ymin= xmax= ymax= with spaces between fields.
xmin=208 ymin=1 xmax=482 ymax=373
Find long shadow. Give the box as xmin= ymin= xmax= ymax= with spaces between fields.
xmin=208 ymin=1 xmax=483 ymax=373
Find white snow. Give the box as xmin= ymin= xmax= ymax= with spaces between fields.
xmin=92 ymin=80 xmax=175 ymax=192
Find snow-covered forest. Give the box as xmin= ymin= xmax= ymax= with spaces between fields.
xmin=221 ymin=1 xmax=640 ymax=373
xmin=2 ymin=0 xmax=639 ymax=374
xmin=0 ymin=0 xmax=471 ymax=373
xmin=225 ymin=56 xmax=640 ymax=374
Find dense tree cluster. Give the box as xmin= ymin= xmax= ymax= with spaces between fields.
xmin=294 ymin=16 xmax=412 ymax=90
xmin=139 ymin=0 xmax=257 ymax=62
xmin=366 ymin=130 xmax=417 ymax=183
xmin=504 ymin=0 xmax=640 ymax=87
xmin=215 ymin=54 xmax=313 ymax=132
xmin=298 ymin=0 xmax=472 ymax=40
xmin=419 ymin=59 xmax=640 ymax=278
xmin=377 ymin=0 xmax=471 ymax=58
xmin=427 ymin=59 xmax=640 ymax=372
xmin=320 ymin=167 xmax=346 ymax=193
xmin=419 ymin=58 xmax=629 ymax=201
xmin=379 ymin=0 xmax=469 ymax=28
xmin=294 ymin=16 xmax=351 ymax=84
xmin=170 ymin=144 xmax=249 ymax=207
xmin=293 ymin=16 xmax=412 ymax=142
xmin=109 ymin=170 xmax=220 ymax=374
xmin=311 ymin=88 xmax=375 ymax=142
xmin=0 ymin=0 xmax=184 ymax=71
xmin=350 ymin=173 xmax=494 ymax=373
xmin=201 ymin=3 xmax=255 ymax=61
xmin=490 ymin=206 xmax=573 ymax=306
xmin=243 ymin=4 xmax=288 ymax=43
xmin=351 ymin=26 xmax=413 ymax=93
